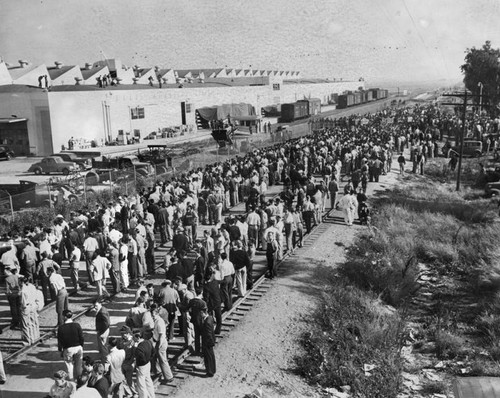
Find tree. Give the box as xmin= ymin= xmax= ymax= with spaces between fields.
xmin=461 ymin=41 xmax=500 ymax=115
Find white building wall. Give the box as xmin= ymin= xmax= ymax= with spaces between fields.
xmin=0 ymin=90 xmax=52 ymax=155
xmin=0 ymin=63 xmax=12 ymax=85
xmin=46 ymin=80 xmax=365 ymax=153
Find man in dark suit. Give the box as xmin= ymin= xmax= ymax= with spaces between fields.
xmin=203 ymin=268 xmax=222 ymax=335
xmin=188 ymin=286 xmax=208 ymax=355
xmin=93 ymin=300 xmax=110 ymax=361
xmin=201 ymin=307 xmax=216 ymax=377
xmin=172 ymin=227 xmax=190 ymax=252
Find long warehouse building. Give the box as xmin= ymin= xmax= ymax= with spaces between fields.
xmin=0 ymin=58 xmax=364 ymax=155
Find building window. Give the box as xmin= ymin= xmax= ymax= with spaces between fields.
xmin=186 ymin=103 xmax=192 ymax=113
xmin=273 ymin=83 xmax=280 ymax=91
xmin=131 ymin=107 xmax=145 ymax=119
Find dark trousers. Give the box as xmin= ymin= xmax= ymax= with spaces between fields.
xmin=193 ymin=322 xmax=202 ymax=353
xmin=303 ymin=211 xmax=313 ymax=233
xmin=145 ymin=238 xmax=155 ymax=274
xmin=39 ymin=272 xmax=55 ymax=303
xmin=246 ymin=262 xmax=253 ymax=290
xmin=203 ymin=345 xmax=216 ymax=376
xmin=209 ymin=305 xmax=222 ymax=335
xmin=158 ymin=224 xmax=167 ymax=244
xmin=7 ymin=294 xmax=20 ymax=327
xmin=267 ymin=253 xmax=276 ymax=278
xmin=128 ymin=253 xmax=137 ymax=281
xmin=56 ymin=289 xmax=69 ymax=326
xmin=167 ymin=311 xmax=176 ymax=341
xmin=220 ymin=276 xmax=233 ymax=311
xmin=109 ymin=268 xmax=121 ymax=294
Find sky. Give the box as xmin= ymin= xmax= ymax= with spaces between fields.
xmin=1 ymin=0 xmax=499 ymax=86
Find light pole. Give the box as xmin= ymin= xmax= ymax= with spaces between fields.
xmin=478 ymin=82 xmax=483 ymax=113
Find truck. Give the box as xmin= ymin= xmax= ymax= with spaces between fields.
xmin=85 ymin=155 xmax=153 ymax=185
xmin=91 ymin=155 xmax=152 ymax=171
xmin=0 ymin=180 xmax=58 ymax=211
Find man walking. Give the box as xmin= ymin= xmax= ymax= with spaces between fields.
xmin=57 ymin=310 xmax=84 ymax=381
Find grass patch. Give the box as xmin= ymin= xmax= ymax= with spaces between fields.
xmin=295 ymin=279 xmax=403 ymax=398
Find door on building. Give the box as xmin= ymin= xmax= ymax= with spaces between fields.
xmin=180 ymin=102 xmax=187 ymax=125
xmin=0 ymin=119 xmax=30 ymax=156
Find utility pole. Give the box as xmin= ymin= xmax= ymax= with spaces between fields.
xmin=441 ymin=90 xmax=469 ymax=191
xmin=478 ymin=82 xmax=483 ymax=113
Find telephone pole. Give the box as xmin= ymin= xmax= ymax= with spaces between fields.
xmin=441 ymin=90 xmax=469 ymax=191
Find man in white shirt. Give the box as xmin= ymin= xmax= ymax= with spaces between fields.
xmin=218 ymin=253 xmax=235 ymax=311
xmin=83 ymin=233 xmax=99 ymax=284
xmin=48 ymin=267 xmax=68 ymax=326
xmin=105 ymin=337 xmax=132 ymax=397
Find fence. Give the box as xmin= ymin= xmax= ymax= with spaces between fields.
xmin=0 ymin=122 xmax=315 ymax=226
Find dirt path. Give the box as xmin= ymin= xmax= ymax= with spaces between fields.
xmin=172 ymin=171 xmax=400 ymax=398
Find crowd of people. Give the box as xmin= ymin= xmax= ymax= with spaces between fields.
xmin=0 ymin=101 xmax=470 ymax=397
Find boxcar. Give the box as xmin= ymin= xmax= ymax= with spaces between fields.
xmin=280 ymin=102 xmax=309 ymax=123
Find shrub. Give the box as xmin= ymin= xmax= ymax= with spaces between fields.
xmin=295 ymin=280 xmax=403 ymax=398
xmin=434 ymin=330 xmax=466 ymax=359
xmin=476 ymin=312 xmax=500 ymax=343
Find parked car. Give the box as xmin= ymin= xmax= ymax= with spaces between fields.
xmin=27 ymin=156 xmax=78 ymax=175
xmin=0 ymin=146 xmax=14 ymax=160
xmin=0 ymin=180 xmax=58 ymax=210
xmin=485 ymin=181 xmax=500 ymax=197
xmin=443 ymin=140 xmax=483 ymax=158
xmin=51 ymin=152 xmax=92 ymax=170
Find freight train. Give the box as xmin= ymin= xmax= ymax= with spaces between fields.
xmin=337 ymin=88 xmax=389 ymax=109
xmin=276 ymin=88 xmax=388 ymax=122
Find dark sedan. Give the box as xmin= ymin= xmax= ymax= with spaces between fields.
xmin=0 ymin=146 xmax=14 ymax=160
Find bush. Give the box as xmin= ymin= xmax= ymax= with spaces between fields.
xmin=420 ymin=380 xmax=447 ymax=395
xmin=295 ymin=280 xmax=403 ymax=398
xmin=434 ymin=330 xmax=466 ymax=359
xmin=476 ymin=312 xmax=500 ymax=343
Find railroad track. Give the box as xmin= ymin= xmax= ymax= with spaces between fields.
xmin=151 ymin=207 xmax=334 ymax=394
